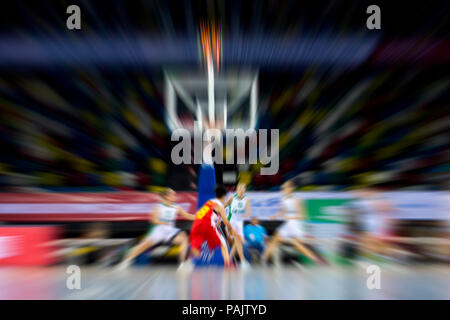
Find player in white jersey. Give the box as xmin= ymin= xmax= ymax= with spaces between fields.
xmin=222 ymin=183 xmax=251 ymax=269
xmin=262 ymin=180 xmax=320 ymax=264
xmin=118 ymin=188 xmax=195 ymax=270
xmin=352 ymin=187 xmax=398 ymax=257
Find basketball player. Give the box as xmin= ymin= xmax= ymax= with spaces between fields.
xmin=222 ymin=183 xmax=251 ymax=269
xmin=117 ymin=188 xmax=195 ymax=270
xmin=352 ymin=187 xmax=401 ymax=259
xmin=189 ymin=185 xmax=235 ymax=267
xmin=262 ymin=180 xmax=321 ymax=264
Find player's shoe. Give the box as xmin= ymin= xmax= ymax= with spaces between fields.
xmin=261 ymin=259 xmax=268 ymax=268
xmin=240 ymin=260 xmax=251 ymax=272
xmin=177 ymin=260 xmax=194 ymax=274
xmin=115 ymin=259 xmax=131 ymax=272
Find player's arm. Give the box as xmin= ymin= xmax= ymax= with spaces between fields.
xmin=214 ymin=203 xmax=234 ymax=236
xmin=223 ymin=196 xmax=233 ymax=208
xmin=216 ymin=197 xmax=232 ymax=227
xmin=151 ymin=206 xmax=170 ymax=225
xmin=269 ymin=207 xmax=286 ymax=220
xmin=243 ymin=199 xmax=251 ymax=219
xmin=215 ymin=207 xmax=226 ymax=228
xmin=177 ymin=207 xmax=196 ymax=221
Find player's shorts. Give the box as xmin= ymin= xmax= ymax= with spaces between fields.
xmin=191 ymin=223 xmax=226 ymax=251
xmin=277 ymin=220 xmax=305 ymax=238
xmin=146 ymin=224 xmax=181 ymax=244
xmin=229 ymin=219 xmax=244 ymax=238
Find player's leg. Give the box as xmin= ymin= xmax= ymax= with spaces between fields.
xmin=228 ymin=220 xmax=238 ymax=260
xmin=232 ymin=220 xmax=247 ymax=264
xmin=120 ymin=225 xmax=169 ymax=268
xmin=206 ymin=225 xmax=231 ymax=267
xmin=264 ymin=219 xmax=293 ymax=263
xmin=177 ymin=226 xmax=203 ymax=273
xmin=262 ymin=233 xmax=281 ymax=263
xmin=119 ymin=237 xmax=153 ymax=268
xmin=189 ymin=224 xmax=204 ymax=259
xmin=220 ymin=241 xmax=231 ymax=266
xmin=191 ymin=247 xmax=201 ymax=258
xmin=233 ymin=234 xmax=250 ymax=270
xmin=217 ymin=227 xmax=231 ymax=267
xmin=289 ymin=237 xmax=320 ymax=262
xmin=175 ymin=230 xmax=196 ymax=273
xmin=230 ymin=242 xmax=237 ymax=259
xmin=234 ymin=237 xmax=245 ymax=261
xmin=172 ymin=231 xmax=189 ymax=263
xmin=122 ymin=225 xmax=164 ymax=264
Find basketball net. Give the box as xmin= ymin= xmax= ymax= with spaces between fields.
xmin=164 ymin=21 xmax=258 ymax=167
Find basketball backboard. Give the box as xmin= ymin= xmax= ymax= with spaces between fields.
xmin=164 ymin=68 xmax=258 ymax=133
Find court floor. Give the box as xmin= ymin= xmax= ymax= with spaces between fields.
xmin=0 ymin=264 xmax=449 ymax=300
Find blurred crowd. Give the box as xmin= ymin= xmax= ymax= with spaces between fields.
xmin=0 ymin=65 xmax=448 ymax=192
xmin=0 ymin=1 xmax=448 ymax=192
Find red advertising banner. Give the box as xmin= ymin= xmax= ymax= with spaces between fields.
xmin=0 ymin=192 xmax=198 ymax=222
xmin=1 ymin=191 xmax=446 ymax=222
xmin=0 ymin=226 xmax=60 ymax=265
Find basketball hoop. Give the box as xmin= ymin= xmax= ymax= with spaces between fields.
xmin=164 ymin=69 xmax=259 ymax=133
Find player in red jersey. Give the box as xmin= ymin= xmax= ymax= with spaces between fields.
xmin=190 ymin=185 xmax=235 ymax=267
